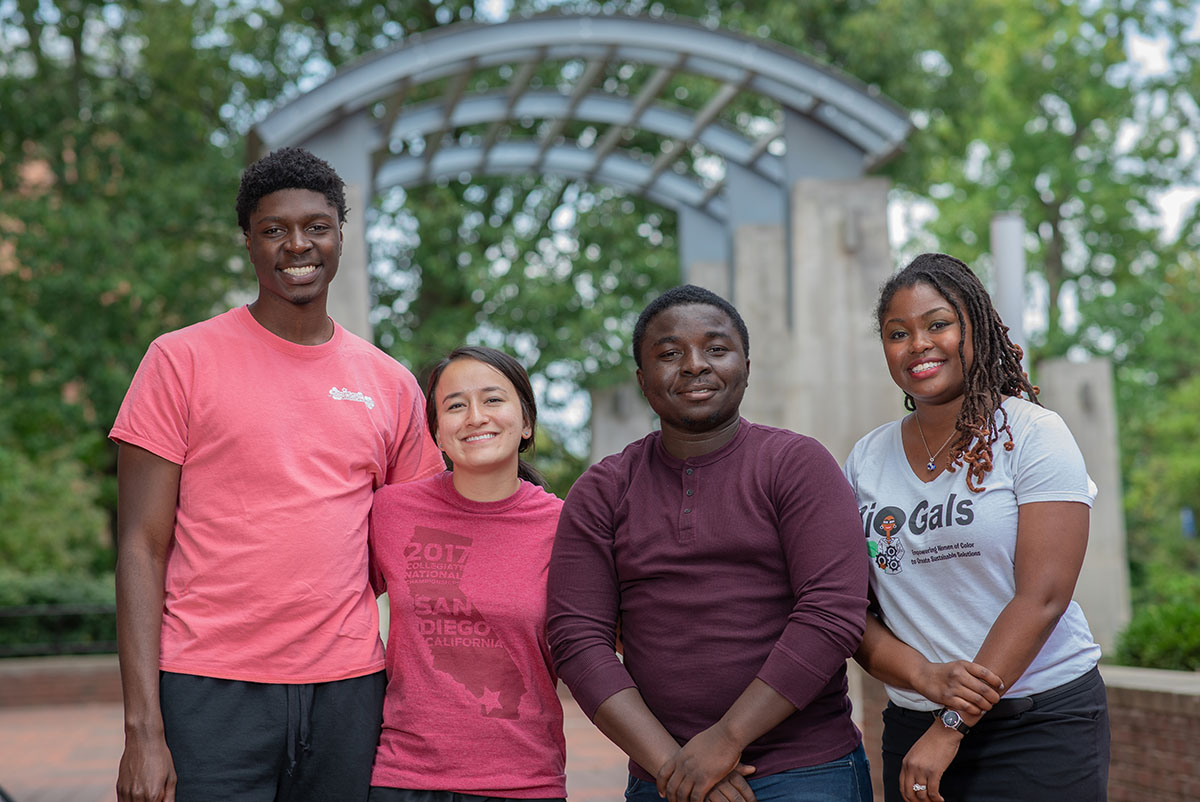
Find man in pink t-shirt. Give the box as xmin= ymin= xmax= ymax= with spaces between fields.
xmin=110 ymin=147 xmax=444 ymax=802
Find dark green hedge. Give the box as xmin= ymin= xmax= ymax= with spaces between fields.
xmin=0 ymin=571 xmax=116 ymax=657
xmin=1115 ymin=574 xmax=1200 ymax=671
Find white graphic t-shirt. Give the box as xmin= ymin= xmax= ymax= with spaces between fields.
xmin=844 ymin=396 xmax=1101 ymax=710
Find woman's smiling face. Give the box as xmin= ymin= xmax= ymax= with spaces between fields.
xmin=879 ymin=282 xmax=973 ymax=408
xmin=432 ymin=357 xmax=528 ymax=478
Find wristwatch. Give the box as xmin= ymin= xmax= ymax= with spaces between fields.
xmin=936 ymin=707 xmax=971 ymax=735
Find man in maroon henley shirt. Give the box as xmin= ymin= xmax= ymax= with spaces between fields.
xmin=547 ymin=285 xmax=870 ymax=802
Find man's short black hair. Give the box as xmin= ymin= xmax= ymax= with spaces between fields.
xmin=235 ymin=147 xmax=348 ymax=233
xmin=632 ymin=284 xmax=750 ymax=369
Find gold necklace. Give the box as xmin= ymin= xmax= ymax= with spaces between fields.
xmin=914 ymin=415 xmax=956 ymax=472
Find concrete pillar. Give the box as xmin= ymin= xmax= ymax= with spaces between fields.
xmin=588 ymin=383 xmax=658 ymax=465
xmin=785 ymin=178 xmax=899 ymax=462
xmin=990 ymin=212 xmax=1028 ymax=366
xmin=722 ymin=162 xmax=790 ymax=426
xmin=326 ymin=178 xmax=373 ymax=340
xmin=299 ymin=114 xmax=378 ymax=340
xmin=733 ymin=221 xmax=789 ymax=427
xmin=1035 ymin=357 xmax=1131 ymax=654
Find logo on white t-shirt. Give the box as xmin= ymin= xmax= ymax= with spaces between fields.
xmin=866 ymin=505 xmax=907 ymax=575
xmin=861 ymin=495 xmax=978 ymax=576
xmin=329 ymin=386 xmax=375 ymax=409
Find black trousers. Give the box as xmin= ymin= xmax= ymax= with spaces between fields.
xmin=161 ymin=669 xmax=386 ymax=802
xmin=881 ymin=666 xmax=1110 ymax=802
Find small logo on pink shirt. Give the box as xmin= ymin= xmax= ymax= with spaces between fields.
xmin=329 ymin=386 xmax=375 ymax=410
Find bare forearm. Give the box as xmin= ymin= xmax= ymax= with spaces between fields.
xmin=116 ymin=542 xmax=168 ymax=734
xmin=591 ymin=687 xmax=681 ymax=775
xmin=964 ymin=595 xmax=1065 ymax=723
xmin=854 ymin=613 xmax=929 ymax=690
xmin=855 ymin=612 xmax=1002 ymax=717
xmin=713 ymin=678 xmax=796 ymax=749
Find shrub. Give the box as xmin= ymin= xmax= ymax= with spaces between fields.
xmin=0 ymin=570 xmax=116 ymax=656
xmin=0 ymin=446 xmax=112 ymax=574
xmin=1114 ymin=574 xmax=1200 ymax=671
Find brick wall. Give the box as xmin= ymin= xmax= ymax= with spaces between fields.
xmin=0 ymin=655 xmax=121 ymax=708
xmin=1104 ymin=666 xmax=1200 ymax=802
xmin=853 ymin=663 xmax=1200 ymax=802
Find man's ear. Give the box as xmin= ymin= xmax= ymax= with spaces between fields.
xmin=636 ymin=368 xmax=646 ymax=397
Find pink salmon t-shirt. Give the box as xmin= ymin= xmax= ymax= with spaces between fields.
xmin=110 ymin=305 xmax=444 ymax=683
xmin=370 ymin=473 xmax=566 ymax=798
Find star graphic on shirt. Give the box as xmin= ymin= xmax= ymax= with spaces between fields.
xmin=480 ymin=687 xmax=503 ymax=715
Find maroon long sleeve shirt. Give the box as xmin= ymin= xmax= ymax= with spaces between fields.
xmin=547 ymin=420 xmax=869 ymax=780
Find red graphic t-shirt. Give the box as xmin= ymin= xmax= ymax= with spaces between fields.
xmin=369 ymin=472 xmax=566 ymax=798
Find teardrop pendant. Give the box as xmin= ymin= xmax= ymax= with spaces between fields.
xmin=926 ymin=458 xmax=937 ymax=472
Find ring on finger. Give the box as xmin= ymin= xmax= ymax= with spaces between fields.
xmin=913 ymin=783 xmax=927 ymax=792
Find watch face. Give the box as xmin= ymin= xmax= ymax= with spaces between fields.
xmin=940 ymin=709 xmax=971 ymax=734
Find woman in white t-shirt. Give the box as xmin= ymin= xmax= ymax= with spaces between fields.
xmin=844 ymin=253 xmax=1109 ymax=802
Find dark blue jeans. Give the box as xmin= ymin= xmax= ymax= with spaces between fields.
xmin=624 ymin=744 xmax=872 ymax=802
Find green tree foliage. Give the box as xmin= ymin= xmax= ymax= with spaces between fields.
xmin=1122 ymin=372 xmax=1200 ymax=590
xmin=0 ymin=569 xmax=116 ymax=656
xmin=3 ymin=2 xmax=1200 ymax=635
xmin=1115 ymin=574 xmax=1200 ymax=670
xmin=372 ymin=177 xmax=677 ymax=391
xmin=0 ymin=0 xmax=246 ymax=496
xmin=0 ymin=446 xmax=111 ymax=574
xmin=581 ymin=1 xmax=1200 ymax=349
xmin=531 ymin=426 xmax=589 ymax=499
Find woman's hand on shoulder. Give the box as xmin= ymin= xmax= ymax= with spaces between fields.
xmin=913 ymin=660 xmax=1003 ymax=717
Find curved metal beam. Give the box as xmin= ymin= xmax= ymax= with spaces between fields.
xmin=374 ymin=141 xmax=728 ymax=224
xmin=254 ymin=14 xmax=910 ymax=167
xmin=386 ymin=90 xmax=785 ymax=183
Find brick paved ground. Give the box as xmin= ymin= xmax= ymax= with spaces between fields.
xmin=0 ymin=690 xmax=628 ymax=802
xmin=0 ymin=703 xmax=123 ymax=802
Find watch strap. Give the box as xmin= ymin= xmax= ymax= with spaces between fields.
xmin=936 ymin=707 xmax=971 ymax=735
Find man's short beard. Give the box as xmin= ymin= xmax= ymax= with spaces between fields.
xmin=675 ymin=409 xmax=729 ymax=432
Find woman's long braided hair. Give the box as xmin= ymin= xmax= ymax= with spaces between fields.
xmin=875 ymin=253 xmax=1039 ymax=492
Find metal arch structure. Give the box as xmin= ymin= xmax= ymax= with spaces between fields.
xmin=252 ymin=14 xmax=910 ymax=161
xmin=249 ymin=12 xmax=914 ymax=472
xmin=249 ymin=12 xmax=911 ymax=338
xmin=243 ymin=18 xmax=1131 ymax=659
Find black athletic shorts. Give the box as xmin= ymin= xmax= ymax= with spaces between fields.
xmin=161 ymin=669 xmax=386 ymax=802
